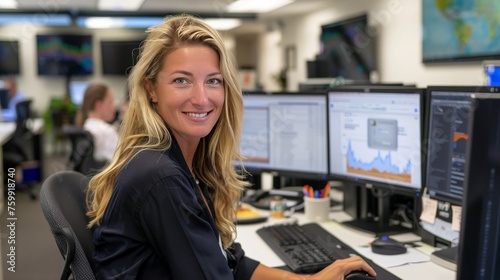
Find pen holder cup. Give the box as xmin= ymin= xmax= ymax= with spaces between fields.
xmin=304 ymin=197 xmax=330 ymax=222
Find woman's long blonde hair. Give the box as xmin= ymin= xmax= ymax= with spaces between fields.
xmin=86 ymin=14 xmax=248 ymax=249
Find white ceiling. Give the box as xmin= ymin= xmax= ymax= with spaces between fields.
xmin=13 ymin=0 xmax=332 ymax=34
xmin=14 ymin=0 xmax=330 ymax=15
xmin=5 ymin=0 xmax=332 ymax=34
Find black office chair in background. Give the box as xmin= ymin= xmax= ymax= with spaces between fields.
xmin=3 ymin=99 xmax=38 ymax=199
xmin=61 ymin=124 xmax=106 ymax=176
xmin=39 ymin=170 xmax=96 ymax=280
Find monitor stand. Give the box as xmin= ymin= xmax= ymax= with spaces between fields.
xmin=342 ymin=186 xmax=411 ymax=237
xmin=342 ymin=218 xmax=410 ymax=237
xmin=429 ymin=246 xmax=458 ymax=271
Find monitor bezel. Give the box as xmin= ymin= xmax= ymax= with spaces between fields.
xmin=239 ymin=91 xmax=330 ymax=180
xmin=456 ymin=93 xmax=500 ymax=279
xmin=327 ymin=87 xmax=426 ymax=196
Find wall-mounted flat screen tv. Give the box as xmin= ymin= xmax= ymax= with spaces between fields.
xmin=0 ymin=40 xmax=20 ymax=75
xmin=318 ymin=14 xmax=376 ymax=81
xmin=100 ymin=39 xmax=143 ymax=76
xmin=36 ymin=34 xmax=93 ymax=76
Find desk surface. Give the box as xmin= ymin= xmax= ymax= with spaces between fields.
xmin=0 ymin=122 xmax=15 ymax=145
xmin=0 ymin=118 xmax=44 ymax=141
xmin=235 ymin=208 xmax=456 ymax=280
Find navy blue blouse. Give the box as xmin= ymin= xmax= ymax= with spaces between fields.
xmin=93 ymin=139 xmax=259 ymax=279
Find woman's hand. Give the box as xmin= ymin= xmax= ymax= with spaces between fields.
xmin=306 ymin=256 xmax=376 ymax=280
xmin=251 ymin=257 xmax=376 ymax=280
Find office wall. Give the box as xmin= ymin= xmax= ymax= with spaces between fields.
xmin=258 ymin=28 xmax=283 ymax=92
xmin=277 ymin=0 xmax=485 ymax=90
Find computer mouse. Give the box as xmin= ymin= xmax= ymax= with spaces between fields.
xmin=344 ymin=270 xmax=376 ymax=280
xmin=371 ymin=235 xmax=407 ymax=255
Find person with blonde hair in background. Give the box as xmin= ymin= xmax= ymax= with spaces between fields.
xmin=86 ymin=14 xmax=376 ymax=279
xmin=81 ymin=83 xmax=118 ymax=162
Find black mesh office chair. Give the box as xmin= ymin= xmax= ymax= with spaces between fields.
xmin=3 ymin=99 xmax=38 ymax=199
xmin=39 ymin=170 xmax=96 ymax=280
xmin=61 ymin=125 xmax=106 ymax=176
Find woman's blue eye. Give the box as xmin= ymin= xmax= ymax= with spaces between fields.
xmin=208 ymin=78 xmax=222 ymax=85
xmin=174 ymin=78 xmax=188 ymax=84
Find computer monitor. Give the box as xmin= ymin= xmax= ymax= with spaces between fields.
xmin=68 ymin=80 xmax=90 ymax=106
xmin=36 ymin=34 xmax=93 ymax=76
xmin=0 ymin=40 xmax=20 ymax=75
xmin=424 ymin=86 xmax=500 ymax=271
xmin=483 ymin=60 xmax=500 ymax=86
xmin=328 ymin=88 xmax=424 ymax=235
xmin=100 ymin=39 xmax=143 ymax=76
xmin=424 ymin=88 xmax=475 ymax=206
xmin=456 ymin=92 xmax=500 ymax=280
xmin=239 ymin=92 xmax=328 ymax=181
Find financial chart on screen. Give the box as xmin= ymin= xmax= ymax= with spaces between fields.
xmin=328 ymin=90 xmax=422 ymax=190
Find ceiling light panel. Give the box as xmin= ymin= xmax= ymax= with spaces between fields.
xmin=0 ymin=0 xmax=17 ymax=9
xmin=226 ymin=0 xmax=294 ymax=13
xmin=98 ymin=0 xmax=145 ymax=11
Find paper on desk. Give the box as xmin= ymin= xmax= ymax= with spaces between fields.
xmin=355 ymin=247 xmax=430 ymax=268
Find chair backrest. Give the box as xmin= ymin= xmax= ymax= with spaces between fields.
xmin=3 ymin=99 xmax=35 ymax=161
xmin=39 ymin=170 xmax=96 ymax=280
xmin=14 ymin=99 xmax=33 ymax=135
xmin=62 ymin=125 xmax=106 ymax=176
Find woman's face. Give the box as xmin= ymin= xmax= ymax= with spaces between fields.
xmin=150 ymin=45 xmax=225 ymax=144
xmin=96 ymin=89 xmax=116 ymax=123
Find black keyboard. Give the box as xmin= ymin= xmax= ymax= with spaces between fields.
xmin=257 ymin=223 xmax=401 ymax=279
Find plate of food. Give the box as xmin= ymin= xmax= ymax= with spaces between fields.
xmin=236 ymin=203 xmax=269 ymax=224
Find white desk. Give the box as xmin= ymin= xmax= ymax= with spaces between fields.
xmin=235 ymin=209 xmax=456 ymax=280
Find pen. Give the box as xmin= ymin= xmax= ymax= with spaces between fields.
xmin=303 ymin=185 xmax=311 ymax=198
xmin=319 ymin=188 xmax=326 ymax=198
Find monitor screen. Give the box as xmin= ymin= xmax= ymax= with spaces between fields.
xmin=319 ymin=14 xmax=376 ymax=81
xmin=68 ymin=80 xmax=90 ymax=106
xmin=328 ymin=89 xmax=423 ymax=193
xmin=100 ymin=39 xmax=143 ymax=76
xmin=239 ymin=92 xmax=328 ymax=179
xmin=456 ymin=93 xmax=500 ymax=280
xmin=424 ymin=89 xmax=474 ymax=205
xmin=484 ymin=61 xmax=500 ymax=86
xmin=0 ymin=41 xmax=20 ymax=75
xmin=36 ymin=34 xmax=93 ymax=76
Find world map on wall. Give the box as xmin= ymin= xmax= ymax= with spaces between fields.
xmin=422 ymin=0 xmax=500 ymax=62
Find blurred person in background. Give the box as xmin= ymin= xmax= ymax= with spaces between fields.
xmin=81 ymin=83 xmax=119 ymax=162
xmin=1 ymin=78 xmax=26 ymax=122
